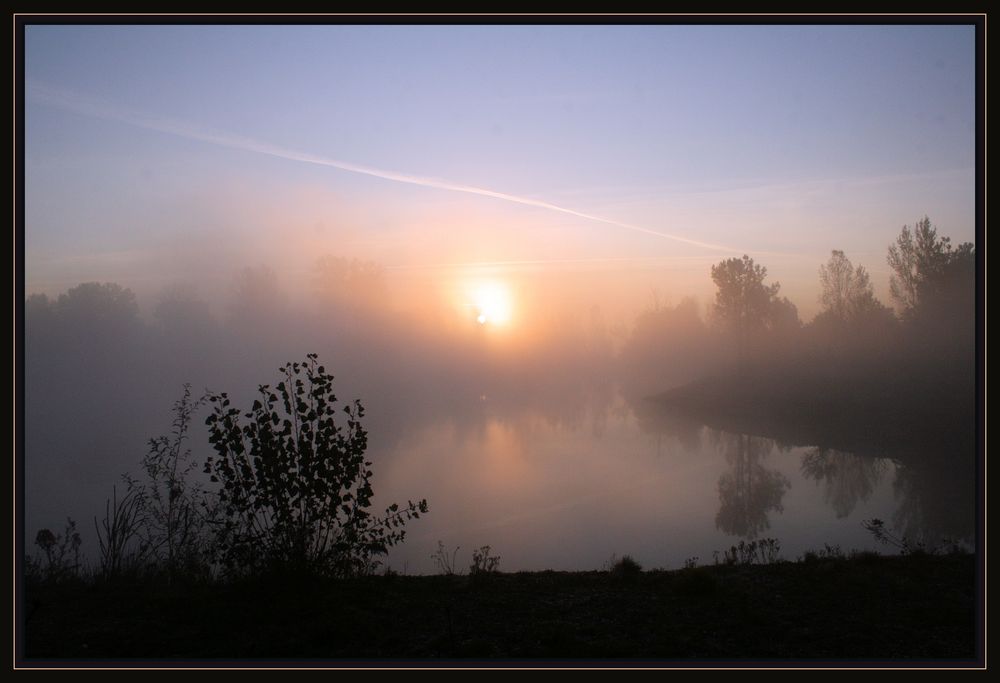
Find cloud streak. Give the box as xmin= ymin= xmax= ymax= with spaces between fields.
xmin=28 ymin=80 xmax=744 ymax=254
xmin=384 ymin=255 xmax=722 ymax=272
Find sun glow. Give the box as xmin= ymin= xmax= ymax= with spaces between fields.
xmin=471 ymin=282 xmax=513 ymax=326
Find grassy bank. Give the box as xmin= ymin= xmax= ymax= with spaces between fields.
xmin=22 ymin=553 xmax=978 ymax=664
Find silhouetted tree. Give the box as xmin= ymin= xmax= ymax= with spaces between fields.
xmin=24 ymin=283 xmax=155 ymax=542
xmin=204 ymin=354 xmax=427 ymax=577
xmin=38 ymin=281 xmax=146 ymax=388
xmin=710 ymin=255 xmax=783 ymax=364
xmin=811 ymin=250 xmax=898 ymax=357
xmin=887 ymin=217 xmax=974 ymax=320
xmin=886 ymin=218 xmax=975 ymax=371
xmin=819 ymin=250 xmax=884 ymax=321
xmin=54 ymin=282 xmax=141 ymax=337
xmin=768 ymin=295 xmax=801 ymax=336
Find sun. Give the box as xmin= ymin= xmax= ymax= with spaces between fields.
xmin=472 ymin=282 xmax=513 ymax=326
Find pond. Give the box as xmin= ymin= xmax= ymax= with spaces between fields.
xmin=22 ymin=340 xmax=975 ymax=578
xmin=373 ymin=389 xmax=975 ymax=575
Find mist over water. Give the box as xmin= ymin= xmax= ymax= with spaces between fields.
xmin=23 ymin=245 xmax=976 ymax=573
xmin=22 ymin=31 xmax=977 ymax=569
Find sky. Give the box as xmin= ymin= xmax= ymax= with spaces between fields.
xmin=19 ymin=22 xmax=980 ymax=571
xmin=23 ymin=23 xmax=977 ymax=324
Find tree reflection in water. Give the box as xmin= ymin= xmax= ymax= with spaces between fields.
xmin=801 ymin=448 xmax=887 ymax=519
xmin=713 ymin=433 xmax=790 ymax=539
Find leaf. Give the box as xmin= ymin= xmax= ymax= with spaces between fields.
xmin=197 ymin=354 xmax=428 ymax=577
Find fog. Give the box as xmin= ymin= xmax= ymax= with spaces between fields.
xmin=23 ymin=254 xmax=627 ymax=541
xmin=22 ymin=218 xmax=977 ymax=569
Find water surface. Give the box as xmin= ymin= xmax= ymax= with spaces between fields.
xmin=374 ymin=389 xmax=973 ymax=575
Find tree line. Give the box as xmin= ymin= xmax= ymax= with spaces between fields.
xmin=709 ymin=216 xmax=974 ymax=363
xmin=621 ymin=216 xmax=975 ymax=399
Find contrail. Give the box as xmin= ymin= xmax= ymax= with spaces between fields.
xmin=26 ymin=80 xmax=743 ymax=253
xmin=385 ymin=255 xmax=721 ymax=271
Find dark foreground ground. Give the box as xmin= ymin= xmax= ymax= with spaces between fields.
xmin=22 ymin=554 xmax=979 ymax=665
